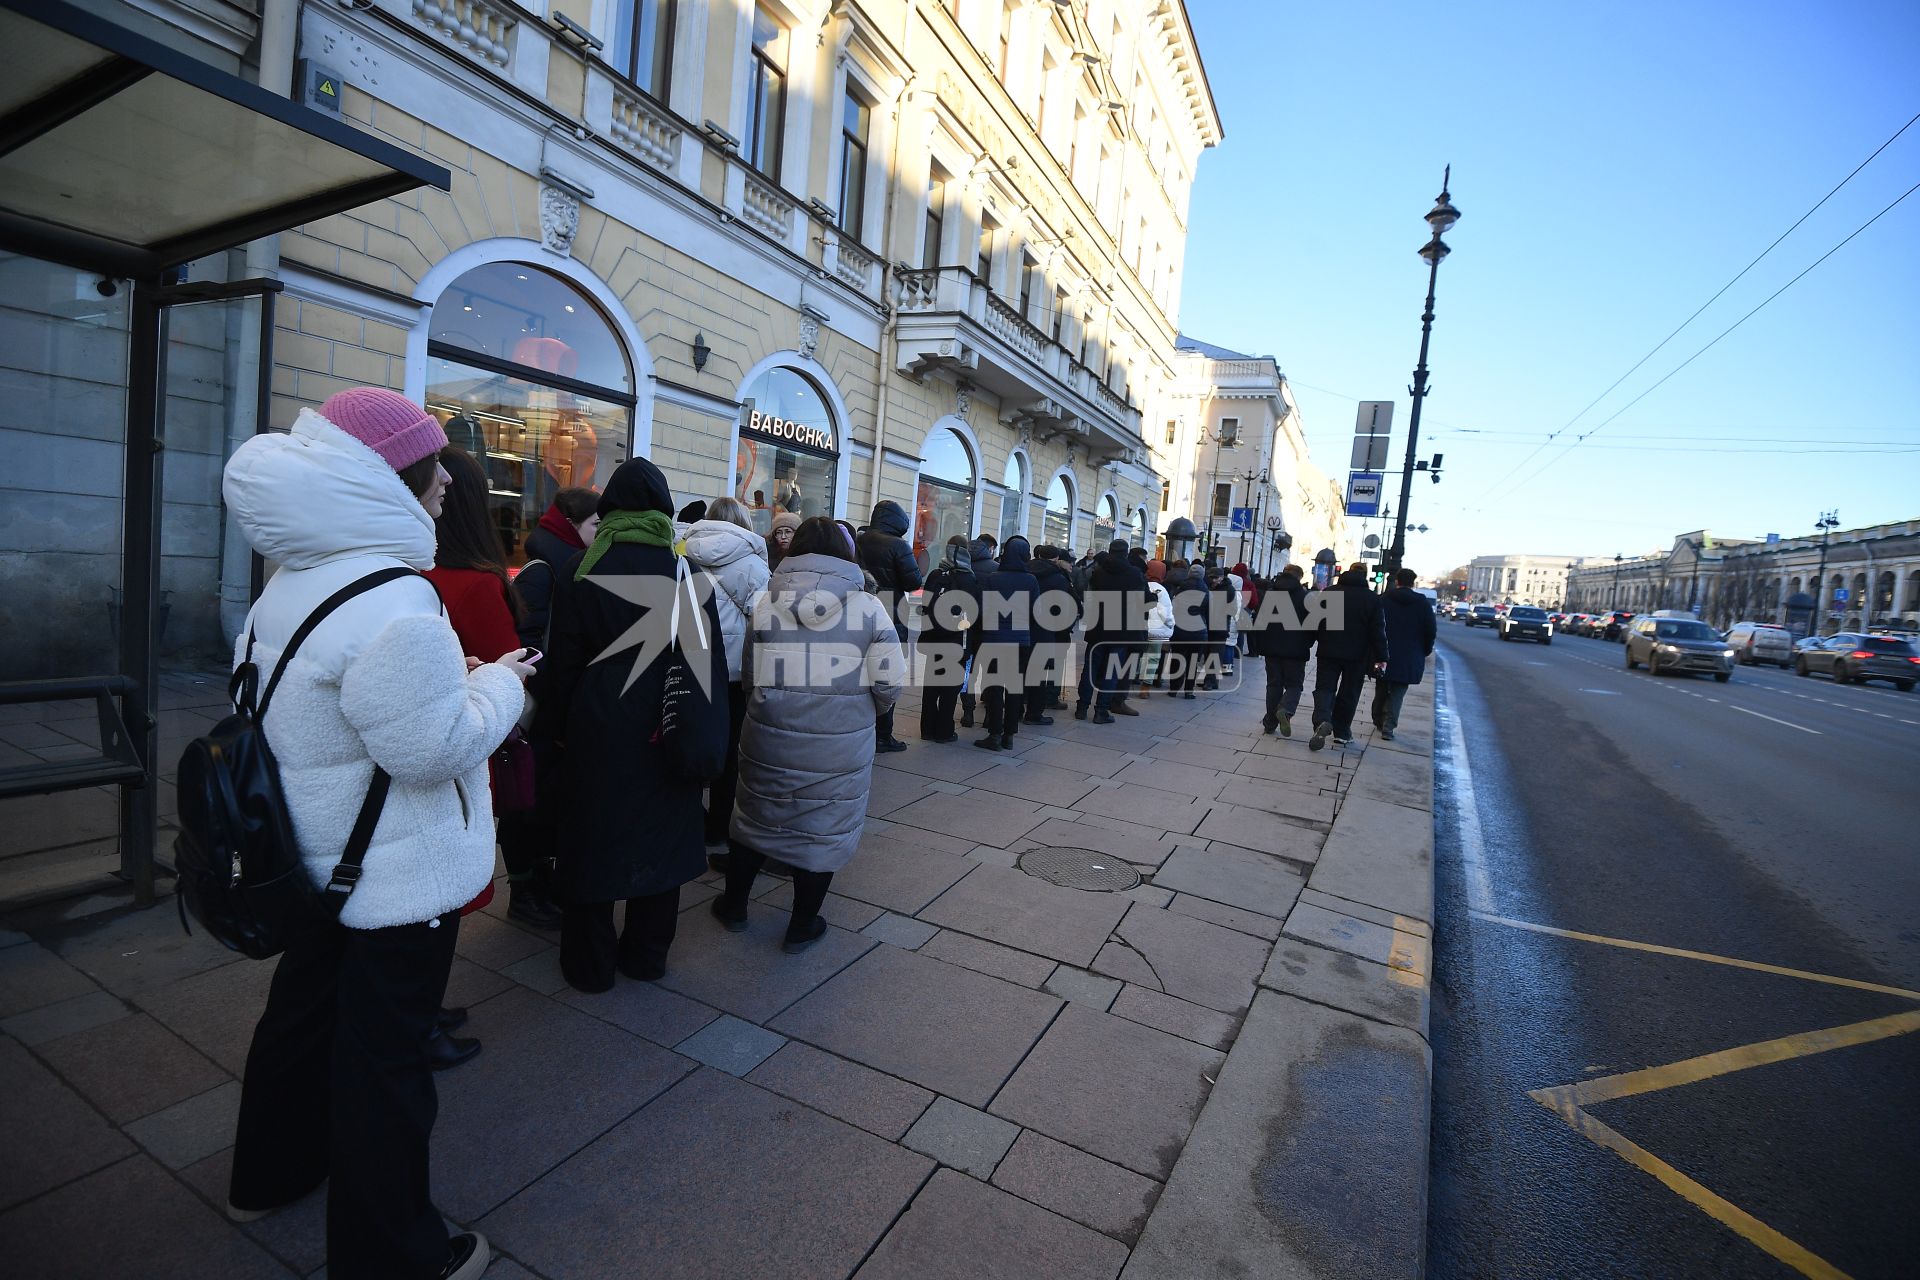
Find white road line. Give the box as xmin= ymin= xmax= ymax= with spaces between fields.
xmin=1438 ymin=661 xmax=1495 ymax=914
xmin=1730 ymin=705 xmax=1822 ymax=735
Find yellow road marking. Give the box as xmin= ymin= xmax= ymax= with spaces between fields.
xmin=1472 ymin=912 xmax=1920 ymax=1001
xmin=1541 ymin=1103 xmax=1854 ymax=1280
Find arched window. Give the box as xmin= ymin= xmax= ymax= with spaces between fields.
xmin=735 ymin=365 xmax=840 ymax=531
xmin=1043 ymin=473 xmax=1076 ymax=551
xmin=999 ymin=451 xmax=1028 ymax=544
xmin=427 ymin=262 xmax=635 ymax=566
xmin=914 ymin=425 xmax=976 ymax=573
xmin=1131 ymin=506 xmax=1148 ymax=549
xmin=1093 ymin=493 xmax=1118 ymax=549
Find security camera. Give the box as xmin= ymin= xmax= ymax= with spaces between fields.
xmin=94 ymin=278 xmax=118 ymax=297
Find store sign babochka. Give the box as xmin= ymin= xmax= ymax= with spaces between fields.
xmin=744 ymin=406 xmax=834 ymax=452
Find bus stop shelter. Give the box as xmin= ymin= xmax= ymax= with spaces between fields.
xmin=0 ymin=0 xmax=449 ymax=902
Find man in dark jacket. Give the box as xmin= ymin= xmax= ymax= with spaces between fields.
xmin=919 ymin=536 xmax=978 ymax=743
xmin=1248 ymin=563 xmax=1316 ymax=736
xmin=959 ymin=535 xmax=999 ymax=726
xmin=1309 ymin=566 xmax=1387 ymax=751
xmin=973 ymin=536 xmax=1039 ymax=751
xmin=1077 ymin=539 xmax=1149 ymax=721
xmin=1027 ymin=545 xmax=1077 ymax=723
xmin=1373 ymin=568 xmax=1437 ymax=741
xmin=855 ymin=499 xmax=922 ymax=751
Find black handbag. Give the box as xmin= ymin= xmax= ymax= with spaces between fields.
xmin=172 ymin=569 xmax=413 ymax=958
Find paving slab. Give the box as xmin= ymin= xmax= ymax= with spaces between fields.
xmin=1095 ymin=902 xmax=1271 ymax=1014
xmin=132 ymin=950 xmax=278 ymax=1075
xmin=454 ymin=911 xmax=554 ymax=972
xmin=1235 ymin=751 xmax=1340 ymax=785
xmin=771 ymin=945 xmax=1060 ymax=1107
xmin=871 ymin=743 xmax=1001 ymax=784
xmin=745 ymin=1040 xmax=935 ymax=1141
xmin=655 ymin=901 xmax=874 ymax=1024
xmin=968 ymin=759 xmax=1104 ymax=807
xmin=918 ymin=929 xmax=1056 ymax=987
xmin=1016 ymin=738 xmax=1134 ymax=778
xmin=862 ymin=912 xmax=939 ymax=949
xmin=674 ymin=1013 xmax=786 ymax=1076
xmin=1308 ymin=796 xmax=1435 ymax=924
xmin=1069 ymin=782 xmax=1209 ymax=834
xmin=1193 ymin=804 xmax=1325 ymax=863
xmin=40 ymin=905 xmax=245 ymax=999
xmin=433 ymin=986 xmax=693 ymax=1220
xmin=1212 ymin=775 xmax=1337 ymax=824
xmin=1111 ymin=758 xmax=1230 ymax=799
xmin=123 ymin=1079 xmax=242 ymax=1170
xmin=499 ymin=945 xmax=567 ymax=995
xmin=903 ymin=1095 xmax=1021 ymax=1178
xmin=178 ymin=1146 xmax=326 ymax=1274
xmin=1151 ymin=843 xmax=1306 ymax=920
xmin=0 ymin=987 xmax=128 ymax=1046
xmin=555 ymin=971 xmax=719 ymax=1047
xmin=1282 ymin=900 xmax=1430 ymax=979
xmin=0 ymin=1035 xmax=134 ymax=1210
xmin=1345 ymin=748 xmax=1435 ymax=812
xmin=918 ymin=864 xmax=1130 ymax=967
xmin=1108 ymin=984 xmax=1239 ymax=1051
xmin=0 ymin=1153 xmax=296 ymax=1280
xmin=1166 ymin=893 xmax=1283 ymax=941
xmin=1139 ymin=738 xmax=1244 ymax=772
xmin=854 ymin=1167 xmax=1128 ymax=1280
xmin=1122 ymin=991 xmax=1429 ymax=1280
xmin=1043 ymin=963 xmax=1122 ymax=1010
xmin=1029 ymin=816 xmax=1176 ymax=868
xmin=831 ymin=831 xmax=978 ymax=915
xmin=887 ymin=789 xmax=1049 ymax=848
xmin=481 ymin=1069 xmax=931 ymax=1280
xmin=1260 ymin=938 xmax=1429 ymax=1039
xmin=989 ymin=1003 xmax=1223 ymax=1180
xmin=0 ymin=939 xmax=100 ymax=1018
xmin=37 ymin=1010 xmax=230 ymax=1124
xmin=866 ymin=765 xmax=940 ymax=817
xmin=991 ymin=1129 xmax=1162 ymax=1244
xmin=443 ymin=955 xmax=515 ymax=1010
xmin=1298 ymin=887 xmax=1432 ymax=937
xmin=755 ymin=881 xmax=886 ymax=932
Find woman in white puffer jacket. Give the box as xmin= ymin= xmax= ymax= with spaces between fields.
xmin=220 ymin=388 xmax=531 ymax=1280
xmin=681 ymin=496 xmax=770 ymax=857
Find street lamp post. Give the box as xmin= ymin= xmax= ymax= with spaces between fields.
xmin=1811 ymin=509 xmax=1840 ymax=634
xmin=1611 ymin=553 xmax=1623 ymax=610
xmin=1387 ymin=168 xmax=1460 ymax=579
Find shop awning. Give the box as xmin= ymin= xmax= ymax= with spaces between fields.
xmin=0 ymin=0 xmax=449 ymax=277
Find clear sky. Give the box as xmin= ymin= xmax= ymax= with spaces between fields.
xmin=1176 ymin=0 xmax=1920 ymax=576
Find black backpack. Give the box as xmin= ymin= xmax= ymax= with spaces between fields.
xmin=173 ymin=568 xmax=417 ymax=959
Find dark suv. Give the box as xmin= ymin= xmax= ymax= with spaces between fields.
xmin=1499 ymin=606 xmax=1552 ymax=644
xmin=1795 ymin=633 xmax=1919 ymax=690
xmin=1467 ymin=604 xmax=1499 ymax=628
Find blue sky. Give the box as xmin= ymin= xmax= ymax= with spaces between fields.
xmin=1177 ymin=0 xmax=1920 ymax=575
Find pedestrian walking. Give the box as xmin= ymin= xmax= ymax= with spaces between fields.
xmin=974 ymin=535 xmax=1040 ymax=749
xmin=856 ymin=499 xmax=921 ymax=753
xmin=919 ymin=535 xmax=978 ymax=742
xmin=1251 ymin=564 xmax=1315 ymax=736
xmin=1027 ymin=545 xmax=1076 ymax=721
xmin=714 ymin=517 xmax=904 ymax=950
xmin=1372 ymin=567 xmax=1436 ymax=741
xmin=536 ymin=458 xmax=730 ymax=992
xmin=1309 ymin=565 xmax=1387 ymax=751
xmin=222 ymin=388 xmax=533 ymax=1280
xmin=682 ymin=497 xmax=770 ymax=863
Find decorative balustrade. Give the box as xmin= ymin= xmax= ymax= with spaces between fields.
xmin=831 ymin=236 xmax=878 ymax=293
xmin=610 ymin=87 xmax=681 ymax=174
xmin=739 ymin=170 xmax=794 ymax=242
xmin=895 ymin=268 xmax=940 ymax=311
xmin=412 ymin=0 xmax=514 ymax=68
xmin=984 ymin=293 xmax=1044 ymax=361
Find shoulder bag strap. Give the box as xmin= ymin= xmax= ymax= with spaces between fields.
xmin=257 ymin=567 xmax=422 ymax=722
xmin=318 ymin=766 xmax=392 ymax=917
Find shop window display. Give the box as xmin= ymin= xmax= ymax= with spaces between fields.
xmin=735 ymin=366 xmax=840 ymax=533
xmin=914 ymin=426 xmax=975 ymax=573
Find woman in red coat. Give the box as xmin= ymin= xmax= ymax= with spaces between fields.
xmin=420 ymin=446 xmax=534 ymax=1069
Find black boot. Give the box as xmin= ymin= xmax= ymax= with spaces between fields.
xmin=960 ymin=692 xmax=976 ymax=728
xmin=427 ymin=1025 xmax=481 ymax=1071
xmin=508 ymin=882 xmax=563 ymax=930
xmin=437 ymin=1006 xmax=468 ymax=1032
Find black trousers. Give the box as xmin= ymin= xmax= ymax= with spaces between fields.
xmin=919 ymin=641 xmax=965 ymax=739
xmin=981 ymin=644 xmax=1031 ymax=736
xmin=1312 ymin=659 xmax=1372 ymax=737
xmin=230 ymin=909 xmax=459 ymax=1279
xmin=1264 ymin=654 xmax=1308 ymax=720
xmin=705 ymin=681 xmax=748 ymax=844
xmin=496 ymin=741 xmax=561 ymax=882
xmin=559 ymin=888 xmax=681 ymax=993
xmin=1171 ymin=641 xmax=1206 ymax=694
xmin=725 ymin=840 xmax=831 ymax=938
xmin=1372 ymin=679 xmax=1411 ymax=731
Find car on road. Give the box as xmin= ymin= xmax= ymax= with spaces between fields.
xmin=1794 ymin=632 xmax=1919 ymax=690
xmin=1625 ymin=616 xmax=1735 ymax=681
xmin=1600 ymin=610 xmax=1635 ymax=640
xmin=1451 ymin=602 xmax=1471 ymax=622
xmin=1724 ymin=620 xmax=1794 ymax=668
xmin=1499 ymin=605 xmax=1553 ymax=644
xmin=1467 ymin=604 xmax=1499 ymax=628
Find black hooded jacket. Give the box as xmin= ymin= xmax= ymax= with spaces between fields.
xmin=856 ymin=500 xmax=922 ymax=638
xmin=1315 ymin=569 xmax=1388 ymax=664
xmin=534 ymin=457 xmax=729 ymax=902
xmin=1085 ymin=540 xmax=1150 ymax=643
xmin=1029 ymin=555 xmax=1077 ymax=645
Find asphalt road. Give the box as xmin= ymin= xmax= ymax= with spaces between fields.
xmin=1426 ymin=620 xmax=1920 ymax=1279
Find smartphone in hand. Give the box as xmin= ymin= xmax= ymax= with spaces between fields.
xmin=517 ymin=647 xmax=543 ymax=666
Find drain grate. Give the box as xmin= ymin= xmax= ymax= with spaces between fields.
xmin=1017 ymin=846 xmax=1141 ymax=892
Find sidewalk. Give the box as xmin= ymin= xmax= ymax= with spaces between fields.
xmin=0 ymin=657 xmax=1436 ymax=1280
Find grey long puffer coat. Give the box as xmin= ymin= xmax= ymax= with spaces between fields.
xmin=731 ymin=553 xmax=905 ymax=871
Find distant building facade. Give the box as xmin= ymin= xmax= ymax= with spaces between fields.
xmin=1465 ymin=553 xmax=1582 ymax=608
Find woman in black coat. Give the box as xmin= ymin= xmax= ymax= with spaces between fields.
xmin=534 ymin=458 xmax=729 ymax=993
xmin=918 ymin=536 xmax=978 ymax=743
xmin=1168 ymin=561 xmax=1212 ymax=699
xmin=1248 ymin=565 xmax=1317 ymax=735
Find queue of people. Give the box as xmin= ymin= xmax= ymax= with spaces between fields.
xmin=218 ymin=386 xmax=1434 ymax=1279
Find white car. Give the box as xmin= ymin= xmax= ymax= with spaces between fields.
xmin=1724 ymin=621 xmax=1793 ymax=668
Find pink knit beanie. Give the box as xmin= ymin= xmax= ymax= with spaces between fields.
xmin=320 ymin=387 xmax=448 ymax=472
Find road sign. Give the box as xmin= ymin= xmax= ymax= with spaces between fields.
xmin=1346 ymin=472 xmax=1383 ymax=517
xmin=1350 ymin=435 xmax=1390 ymax=470
xmin=1228 ymin=507 xmax=1255 ymax=532
xmin=1834 ymin=588 xmax=1849 ymax=603
xmin=1359 ymin=549 xmax=1383 ymax=561
xmin=1354 ymin=401 xmax=1394 ymax=436
xmin=1363 ymin=533 xmax=1381 ymax=549
xmin=1765 ymin=532 xmax=1780 ymax=544
xmin=1265 ymin=514 xmax=1284 ymax=530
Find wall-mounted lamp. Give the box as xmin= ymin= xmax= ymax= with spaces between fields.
xmin=691 ymin=333 xmax=711 ymax=372
xmin=548 ymin=11 xmax=603 ymax=51
xmin=799 ymin=302 xmax=831 ymax=323
xmin=702 ymin=120 xmax=741 ymax=151
xmin=806 ymin=197 xmax=838 ymax=221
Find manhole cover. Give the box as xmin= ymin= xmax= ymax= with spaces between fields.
xmin=1017 ymin=847 xmax=1141 ymax=892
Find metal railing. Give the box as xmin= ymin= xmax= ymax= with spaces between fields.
xmin=0 ymin=676 xmax=144 ymax=801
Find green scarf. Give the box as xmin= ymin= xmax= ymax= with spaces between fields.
xmin=574 ymin=509 xmax=678 ymax=579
